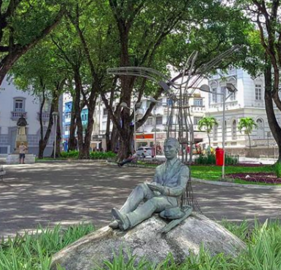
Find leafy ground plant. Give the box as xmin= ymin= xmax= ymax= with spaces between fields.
xmin=275 ymin=162 xmax=281 ymax=178
xmin=0 ymin=223 xmax=95 ymax=270
xmin=1 ymin=220 xmax=281 ymax=270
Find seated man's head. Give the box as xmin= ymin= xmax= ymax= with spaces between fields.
xmin=164 ymin=138 xmax=179 ymax=160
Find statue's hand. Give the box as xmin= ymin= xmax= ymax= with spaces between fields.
xmin=147 ymin=183 xmax=165 ymax=194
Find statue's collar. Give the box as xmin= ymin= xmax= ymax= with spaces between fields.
xmin=165 ymin=157 xmax=178 ymax=168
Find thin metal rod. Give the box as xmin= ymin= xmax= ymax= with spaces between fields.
xmin=222 ymin=90 xmax=226 ymax=180
xmin=134 ymin=105 xmax=136 ymax=152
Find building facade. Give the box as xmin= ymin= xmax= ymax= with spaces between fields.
xmin=0 ymin=78 xmax=55 ymax=156
xmin=206 ymin=68 xmax=280 ymax=157
xmin=95 ymin=93 xmax=206 ymax=153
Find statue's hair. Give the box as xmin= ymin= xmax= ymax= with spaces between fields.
xmin=164 ymin=138 xmax=180 ymax=150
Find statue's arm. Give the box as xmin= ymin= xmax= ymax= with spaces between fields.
xmin=163 ymin=166 xmax=189 ymax=197
xmin=151 ymin=167 xmax=160 ymax=183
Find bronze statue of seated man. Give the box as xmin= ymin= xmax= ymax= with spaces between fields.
xmin=110 ymin=137 xmax=189 ymax=231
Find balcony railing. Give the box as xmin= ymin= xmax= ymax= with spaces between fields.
xmin=11 ymin=111 xmax=27 ymax=121
xmin=37 ymin=112 xmax=50 ymax=122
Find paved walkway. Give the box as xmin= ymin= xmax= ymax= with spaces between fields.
xmin=0 ymin=161 xmax=280 ymax=238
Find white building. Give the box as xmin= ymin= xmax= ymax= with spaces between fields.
xmin=0 ymin=78 xmax=54 ymax=156
xmin=206 ymin=68 xmax=280 ymax=157
xmin=96 ymin=92 xmax=207 ymax=152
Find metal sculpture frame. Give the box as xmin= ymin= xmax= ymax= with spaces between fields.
xmin=107 ymin=45 xmax=240 ymax=212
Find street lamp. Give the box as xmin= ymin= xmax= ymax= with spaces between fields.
xmin=148 ymin=97 xmax=162 ymax=157
xmin=198 ymin=83 xmax=238 ymax=180
xmin=222 ymin=83 xmax=238 ymax=180
xmin=52 ymin=112 xmax=59 ymax=159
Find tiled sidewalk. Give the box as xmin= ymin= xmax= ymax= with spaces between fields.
xmin=0 ymin=161 xmax=280 ymax=238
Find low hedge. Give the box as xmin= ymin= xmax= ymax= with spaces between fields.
xmin=60 ymin=150 xmax=116 ymax=160
xmin=195 ymin=154 xmax=238 ymax=165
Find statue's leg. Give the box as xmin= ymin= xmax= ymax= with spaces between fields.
xmin=109 ymin=183 xmax=153 ymax=229
xmin=119 ymin=183 xmax=153 ymax=214
xmin=126 ymin=197 xmax=172 ymax=229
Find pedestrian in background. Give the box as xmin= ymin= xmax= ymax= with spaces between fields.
xmin=19 ymin=142 xmax=27 ymax=164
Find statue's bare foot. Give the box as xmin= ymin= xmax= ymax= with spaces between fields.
xmin=109 ymin=220 xmax=119 ymax=229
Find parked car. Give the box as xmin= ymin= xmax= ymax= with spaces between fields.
xmin=136 ymin=147 xmax=154 ymax=158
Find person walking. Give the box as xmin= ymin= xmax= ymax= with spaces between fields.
xmin=19 ymin=142 xmax=27 ymax=164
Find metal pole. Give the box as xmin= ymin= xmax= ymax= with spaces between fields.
xmin=222 ymin=91 xmax=226 ymax=180
xmin=154 ymin=107 xmax=156 ymax=157
xmin=134 ymin=104 xmax=137 ymax=152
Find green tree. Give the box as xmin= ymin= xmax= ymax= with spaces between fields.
xmin=198 ymin=117 xmax=218 ymax=148
xmin=10 ymin=39 xmax=68 ymax=158
xmin=103 ymin=0 xmax=250 ymax=160
xmin=0 ymin=0 xmax=65 ymax=86
xmin=236 ymin=0 xmax=281 ymax=162
xmin=238 ymin=117 xmax=257 ymax=149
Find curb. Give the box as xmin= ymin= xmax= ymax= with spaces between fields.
xmin=35 ymin=159 xmax=108 ymax=163
xmin=192 ymin=177 xmax=281 ymax=190
xmin=106 ymin=161 xmax=281 ymax=190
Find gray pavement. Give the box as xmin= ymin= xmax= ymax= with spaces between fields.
xmin=0 ymin=161 xmax=280 ymax=239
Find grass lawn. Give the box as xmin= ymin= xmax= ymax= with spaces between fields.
xmin=191 ymin=164 xmax=274 ymax=181
xmin=137 ymin=162 xmax=277 ymax=185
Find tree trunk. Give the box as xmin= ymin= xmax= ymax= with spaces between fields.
xmin=264 ymin=61 xmax=281 ymax=162
xmin=118 ymin=133 xmax=132 ymax=162
xmin=68 ymin=96 xmax=77 ymax=151
xmin=207 ymin=134 xmax=211 ymax=148
xmin=38 ymin=94 xmax=59 ymax=158
xmin=37 ymin=85 xmax=46 ymax=159
xmin=78 ymin=97 xmax=97 ymax=159
xmin=108 ymin=126 xmax=118 ymax=152
xmin=248 ymin=134 xmax=251 ymax=149
xmin=56 ymin=114 xmax=62 ymax=157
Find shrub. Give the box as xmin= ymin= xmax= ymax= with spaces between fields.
xmin=90 ymin=151 xmax=116 ymax=160
xmin=59 ymin=151 xmax=117 ymax=160
xmin=275 ymin=162 xmax=281 ymax=178
xmin=60 ymin=150 xmax=79 ymax=159
xmin=194 ymin=154 xmax=216 ymax=165
xmin=195 ymin=154 xmax=238 ymax=165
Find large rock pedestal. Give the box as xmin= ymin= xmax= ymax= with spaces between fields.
xmin=6 ymin=154 xmax=35 ymax=164
xmin=51 ymin=214 xmax=246 ymax=270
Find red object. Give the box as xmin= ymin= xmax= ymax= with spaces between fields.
xmin=216 ymin=148 xmax=224 ymax=166
xmin=136 ymin=134 xmax=154 ymax=139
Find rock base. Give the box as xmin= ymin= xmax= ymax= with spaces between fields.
xmin=51 ymin=214 xmax=246 ymax=270
xmin=6 ymin=154 xmax=35 ymax=164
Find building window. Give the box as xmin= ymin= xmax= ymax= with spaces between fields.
xmin=146 ymin=117 xmax=153 ymax=125
xmin=255 ymin=84 xmax=262 ymax=100
xmin=193 ymin=117 xmax=202 ymax=125
xmin=232 ymin=120 xmax=237 ymax=140
xmin=156 ymin=116 xmax=162 ymax=125
xmin=14 ymin=98 xmax=25 ymax=112
xmin=156 ymin=99 xmax=162 ymax=107
xmin=256 ymin=118 xmax=264 ymax=139
xmin=65 ymin=125 xmax=70 ymax=132
xmin=212 ymin=88 xmax=217 ymax=103
xmin=193 ymin=98 xmax=203 ymax=106
xmin=213 ymin=124 xmax=218 ymax=141
xmin=227 ymin=85 xmax=236 ymax=100
xmin=103 ymin=108 xmax=108 ymax=116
